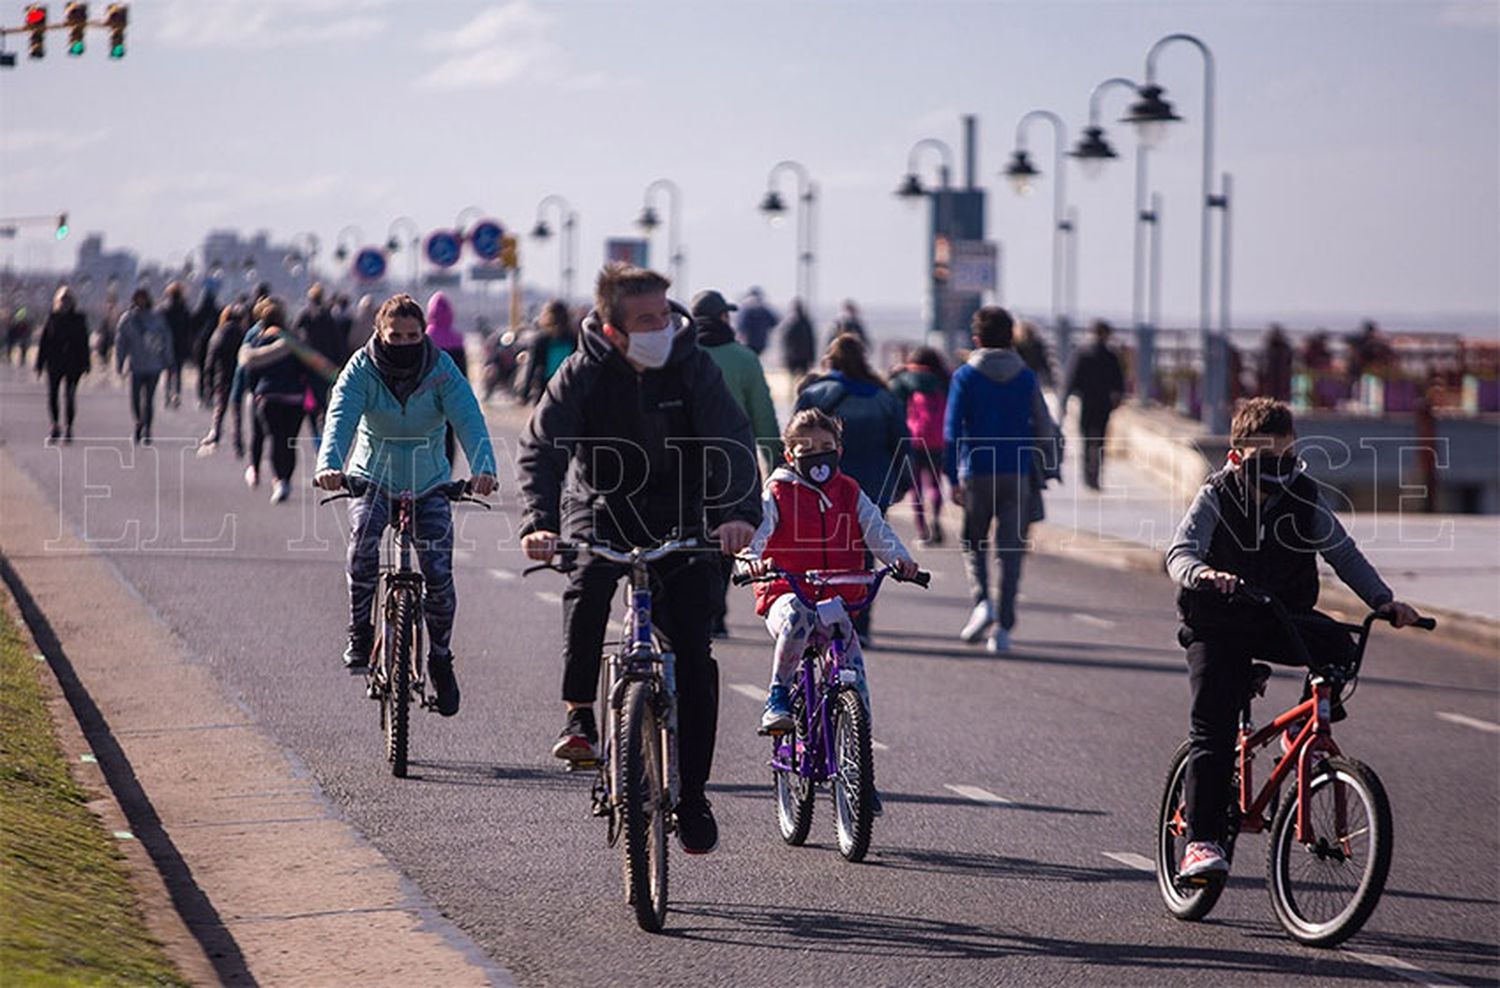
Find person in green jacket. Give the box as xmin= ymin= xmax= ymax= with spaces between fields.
xmin=314 ymin=294 xmax=498 ymax=717
xmin=692 ymin=288 xmax=781 ymax=637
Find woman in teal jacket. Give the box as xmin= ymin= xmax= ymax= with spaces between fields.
xmin=314 ymin=294 xmax=497 ymax=717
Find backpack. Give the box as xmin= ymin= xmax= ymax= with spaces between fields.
xmin=907 ymin=387 xmax=946 ymax=451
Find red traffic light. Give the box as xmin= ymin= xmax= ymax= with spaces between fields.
xmin=25 ymin=4 xmax=47 ymax=59
xmin=26 ymin=4 xmax=47 ymax=25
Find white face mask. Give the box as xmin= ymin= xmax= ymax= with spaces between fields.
xmin=626 ymin=321 xmax=674 ymax=369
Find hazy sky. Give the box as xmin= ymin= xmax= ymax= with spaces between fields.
xmin=2 ymin=0 xmax=1496 ymax=329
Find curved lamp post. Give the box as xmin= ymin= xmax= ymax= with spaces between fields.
xmin=333 ymin=225 xmax=365 ymax=267
xmin=289 ymin=231 xmax=320 ymax=283
xmin=531 ymin=193 xmax=577 ymax=302
xmin=894 ymin=137 xmax=954 ymax=202
xmin=386 ymin=216 xmax=421 ymax=291
xmin=1125 ymin=32 xmax=1231 ymax=431
xmin=636 ymin=178 xmax=684 ymax=291
xmin=759 ymin=160 xmax=817 ymax=312
xmin=1004 ymin=109 xmax=1073 ymax=363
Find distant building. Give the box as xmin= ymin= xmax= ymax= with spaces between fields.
xmin=201 ymin=229 xmax=312 ymax=301
xmin=72 ymin=233 xmax=138 ymax=294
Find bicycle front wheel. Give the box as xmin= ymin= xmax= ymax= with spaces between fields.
xmin=773 ymin=688 xmax=813 ymax=845
xmin=831 ymin=688 xmax=874 ymax=862
xmin=1156 ymin=740 xmax=1229 ymax=921
xmin=384 ymin=589 xmax=415 ymax=778
xmin=620 ymin=681 xmax=669 ymax=932
xmin=1267 ymin=756 xmax=1392 ymax=947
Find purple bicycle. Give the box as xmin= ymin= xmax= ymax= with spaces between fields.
xmin=733 ymin=564 xmax=929 ymax=861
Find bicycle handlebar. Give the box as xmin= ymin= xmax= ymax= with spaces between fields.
xmin=522 ymin=536 xmax=706 ymax=577
xmin=315 ymin=475 xmax=491 ymax=509
xmin=729 ymin=565 xmax=931 ymax=616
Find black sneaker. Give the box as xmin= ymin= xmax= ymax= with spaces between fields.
xmin=551 ymin=707 xmax=597 ymax=761
xmin=676 ymin=797 xmax=719 ymax=855
xmin=342 ymin=632 xmax=372 ymax=670
xmin=428 ymin=654 xmax=460 ymax=717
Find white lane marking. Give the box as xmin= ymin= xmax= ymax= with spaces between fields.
xmin=944 ymin=784 xmax=1012 ymax=806
xmin=1102 ymin=851 xmax=1154 ymax=872
xmin=1342 ymin=950 xmax=1463 ymax=988
xmin=1435 ymin=711 xmax=1500 ymax=734
xmin=533 ymin=591 xmax=563 ymax=606
xmin=453 ymin=548 xmax=474 ymax=561
xmin=728 ymin=683 xmax=766 ymax=702
xmin=487 ymin=568 xmax=516 ymax=582
xmin=871 ymin=739 xmax=890 ymax=752
xmin=1071 ymin=612 xmax=1117 ymax=629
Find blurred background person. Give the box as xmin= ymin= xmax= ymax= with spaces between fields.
xmin=734 ymin=286 xmax=778 ymax=357
xmin=1063 ymin=320 xmax=1126 ymax=490
xmin=35 ymin=285 xmax=91 ymax=444
xmin=888 ymin=346 xmax=950 ymax=546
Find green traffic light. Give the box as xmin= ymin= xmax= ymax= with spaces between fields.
xmin=56 ymin=225 xmax=69 ymax=241
xmin=109 ymin=43 xmax=124 ymax=58
xmin=69 ymin=41 xmax=84 ymax=55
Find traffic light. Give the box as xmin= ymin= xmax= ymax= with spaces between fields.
xmin=56 ymin=214 xmax=69 ymax=241
xmin=25 ymin=4 xmax=47 ymax=60
xmin=104 ymin=3 xmax=126 ymax=59
xmin=499 ymin=233 xmax=519 ymax=270
xmin=64 ymin=2 xmax=86 ymax=55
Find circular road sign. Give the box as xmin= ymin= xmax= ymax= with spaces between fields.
xmin=425 ymin=230 xmax=463 ymax=269
xmin=469 ymin=219 xmax=505 ymax=261
xmin=353 ymin=248 xmax=387 ymax=282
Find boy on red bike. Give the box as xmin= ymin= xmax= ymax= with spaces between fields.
xmin=742 ymin=409 xmax=919 ymax=773
xmin=1165 ymin=397 xmax=1421 ymax=880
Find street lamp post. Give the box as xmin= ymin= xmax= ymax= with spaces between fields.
xmin=333 ymin=225 xmax=364 ymax=268
xmin=290 ymin=231 xmax=320 ymax=284
xmin=1072 ymin=75 xmax=1165 ymax=403
xmin=386 ymin=216 xmax=421 ymax=292
xmin=894 ymin=138 xmax=956 ymax=346
xmin=531 ymin=194 xmax=577 ymax=303
xmin=759 ymin=160 xmax=817 ymax=314
xmin=1124 ymin=32 xmax=1232 ymax=433
xmin=636 ymin=178 xmax=684 ymax=291
xmin=1004 ymin=109 xmax=1074 ymax=368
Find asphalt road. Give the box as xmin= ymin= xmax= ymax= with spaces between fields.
xmin=1 ymin=364 xmax=1496 ymax=987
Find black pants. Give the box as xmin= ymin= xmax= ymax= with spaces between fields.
xmin=254 ymin=399 xmax=304 ymax=483
xmin=1182 ymin=610 xmax=1355 ymax=843
xmin=46 ymin=370 xmax=82 ymax=431
xmin=562 ymin=550 xmax=719 ymax=802
xmin=129 ymin=372 xmax=159 ymax=437
xmin=1081 ymin=411 xmax=1111 ymax=489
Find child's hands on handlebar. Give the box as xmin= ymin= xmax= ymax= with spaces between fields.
xmin=894 ymin=559 xmax=920 ymax=580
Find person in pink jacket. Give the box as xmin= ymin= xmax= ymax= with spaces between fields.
xmin=425 ymin=292 xmax=472 ymax=467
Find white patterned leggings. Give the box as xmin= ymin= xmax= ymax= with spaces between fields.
xmin=764 ymin=593 xmax=872 ymax=724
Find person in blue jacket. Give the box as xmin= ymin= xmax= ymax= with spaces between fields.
xmin=313 ymin=294 xmax=498 ymax=717
xmin=945 ymin=306 xmax=1061 ymax=653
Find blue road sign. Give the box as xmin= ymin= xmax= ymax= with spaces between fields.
xmin=469 ymin=220 xmax=505 ymax=261
xmin=353 ymin=248 xmax=387 ymax=282
xmin=426 ymin=230 xmax=462 ymax=269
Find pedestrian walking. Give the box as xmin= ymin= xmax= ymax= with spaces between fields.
xmin=294 ymin=283 xmax=348 ymax=447
xmin=519 ymin=299 xmax=577 ymax=404
xmin=947 ymin=305 xmax=1061 ymax=653
xmin=424 ymin=291 xmax=472 ymax=467
xmin=888 ymin=346 xmax=950 ymax=546
xmin=824 ymin=298 xmax=868 ymax=350
xmin=95 ymin=289 xmax=120 ymax=369
xmin=198 ymin=302 xmax=248 ymax=456
xmin=190 ymin=278 xmax=221 ymax=408
xmin=1014 ymin=318 xmax=1056 ymax=390
xmin=161 ymin=281 xmax=195 ymax=408
xmin=1063 ymin=319 xmax=1126 ymax=490
xmin=239 ymin=297 xmax=320 ymax=503
xmin=6 ymin=307 xmax=34 ymax=365
xmin=518 ymin=263 xmax=761 ymax=854
xmin=115 ymin=288 xmax=175 ymax=445
xmin=1258 ymin=323 xmax=1294 ymax=402
xmin=778 ymin=298 xmax=815 ymax=382
xmin=795 ymin=333 xmax=909 ymax=647
xmin=692 ymin=287 xmax=783 ymax=637
xmin=734 ymin=286 xmax=778 ymax=356
xmin=35 ymin=285 xmax=91 ymax=444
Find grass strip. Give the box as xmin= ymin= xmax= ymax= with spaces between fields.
xmin=0 ymin=607 xmax=188 ymax=986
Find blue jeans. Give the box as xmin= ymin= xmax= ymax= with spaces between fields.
xmin=346 ymin=488 xmax=456 ymax=658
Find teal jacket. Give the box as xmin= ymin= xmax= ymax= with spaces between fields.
xmin=316 ymin=347 xmax=497 ymax=495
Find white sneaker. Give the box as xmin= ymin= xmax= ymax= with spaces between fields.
xmin=960 ymin=601 xmax=996 ymax=643
xmin=986 ymin=628 xmax=1011 ymax=653
xmin=244 ymin=464 xmax=259 ymax=488
xmin=270 ymin=480 xmax=290 ymax=503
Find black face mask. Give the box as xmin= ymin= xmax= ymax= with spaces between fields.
xmin=378 ymin=339 xmax=425 ymax=370
xmin=1243 ymin=450 xmax=1298 ymax=492
xmin=793 ymin=450 xmax=840 ymax=487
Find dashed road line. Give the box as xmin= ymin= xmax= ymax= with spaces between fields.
xmin=1101 ymin=851 xmax=1154 ymax=872
xmin=1342 ymin=950 xmax=1463 ymax=988
xmin=1071 ymin=612 xmax=1117 ymax=629
xmin=871 ymin=739 xmax=890 ymax=752
xmin=533 ymin=591 xmax=563 ymax=606
xmin=728 ymin=683 xmax=765 ymax=702
xmin=944 ymin=784 xmax=1012 ymax=806
xmin=488 ymin=567 xmax=516 ymax=582
xmin=1435 ymin=711 xmax=1500 ymax=734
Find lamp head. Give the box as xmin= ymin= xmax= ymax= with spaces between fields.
xmin=758 ymin=189 xmax=787 ymax=227
xmin=634 ymin=206 xmax=660 ymax=233
xmin=1003 ymin=149 xmax=1041 ymax=197
xmin=530 ymin=219 xmax=552 ymax=241
xmin=1122 ymin=84 xmax=1181 ymax=151
xmin=894 ymin=172 xmax=925 ymax=200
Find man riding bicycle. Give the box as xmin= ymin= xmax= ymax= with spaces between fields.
xmin=518 ymin=263 xmax=761 ymax=855
xmin=314 ymin=294 xmax=497 ymax=717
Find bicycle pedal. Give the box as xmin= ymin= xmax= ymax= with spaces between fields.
xmin=757 ymin=726 xmax=789 ymax=737
xmin=563 ymin=759 xmax=600 ymax=773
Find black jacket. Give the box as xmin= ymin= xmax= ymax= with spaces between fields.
xmin=203 ymin=320 xmax=245 ymax=398
xmin=1064 ymin=342 xmax=1125 ymax=421
xmin=35 ymin=309 xmax=91 ymax=377
xmin=162 ymin=300 xmax=195 ymax=367
xmin=295 ymin=304 xmax=346 ymax=366
xmin=518 ymin=305 xmax=762 ymax=548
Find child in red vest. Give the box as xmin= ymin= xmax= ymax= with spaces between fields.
xmin=743 ymin=408 xmax=919 ymax=742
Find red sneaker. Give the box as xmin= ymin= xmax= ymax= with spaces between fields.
xmin=1179 ymin=840 xmax=1229 ymax=880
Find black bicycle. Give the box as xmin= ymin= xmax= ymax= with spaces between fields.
xmin=525 ymin=536 xmax=700 ymax=932
xmin=319 ymin=476 xmax=489 ymax=777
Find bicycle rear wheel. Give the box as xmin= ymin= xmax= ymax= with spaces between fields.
xmin=384 ymin=589 xmax=414 ymax=778
xmin=620 ymin=681 xmax=668 ymax=932
xmin=1156 ymin=740 xmax=1229 ymax=920
xmin=1267 ymin=756 xmax=1391 ymax=947
xmin=831 ymin=688 xmax=874 ymax=862
xmin=773 ymin=688 xmax=813 ymax=845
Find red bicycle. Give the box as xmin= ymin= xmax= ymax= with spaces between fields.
xmin=1155 ymin=585 xmax=1435 ymax=947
